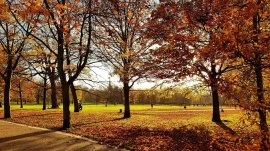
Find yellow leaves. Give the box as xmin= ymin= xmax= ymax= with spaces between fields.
xmin=25 ymin=37 xmax=36 ymax=44
xmin=64 ymin=64 xmax=77 ymax=71
xmin=127 ymin=11 xmax=133 ymax=19
xmin=120 ymin=50 xmax=131 ymax=59
xmin=76 ymin=89 xmax=83 ymax=101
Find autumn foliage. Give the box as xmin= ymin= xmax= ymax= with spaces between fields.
xmin=0 ymin=0 xmax=270 ymax=150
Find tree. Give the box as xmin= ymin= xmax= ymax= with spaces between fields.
xmin=220 ymin=0 xmax=270 ymax=149
xmin=41 ymin=0 xmax=93 ymax=128
xmin=23 ymin=47 xmax=58 ymax=109
xmin=11 ymin=75 xmax=37 ymax=107
xmin=94 ymin=0 xmax=154 ymax=118
xmin=13 ymin=0 xmax=95 ymax=128
xmin=145 ymin=0 xmax=238 ymax=122
xmin=0 ymin=1 xmax=32 ymax=118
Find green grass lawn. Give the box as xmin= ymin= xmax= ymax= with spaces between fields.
xmin=0 ymin=104 xmax=266 ymax=150
xmin=0 ymin=103 xmax=227 ymax=111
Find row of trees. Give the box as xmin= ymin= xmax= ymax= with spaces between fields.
xmin=85 ymin=86 xmax=213 ymax=106
xmin=1 ymin=78 xmax=213 ymax=107
xmin=0 ymin=0 xmax=269 ymax=149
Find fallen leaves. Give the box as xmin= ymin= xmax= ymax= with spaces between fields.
xmin=0 ymin=106 xmax=263 ymax=150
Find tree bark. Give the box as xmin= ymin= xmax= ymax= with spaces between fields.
xmin=3 ymin=56 xmax=13 ymax=118
xmin=252 ymin=5 xmax=269 ymax=149
xmin=123 ymin=82 xmax=130 ymax=118
xmin=61 ymin=81 xmax=71 ymax=128
xmin=48 ymin=67 xmax=58 ymax=108
xmin=255 ymin=62 xmax=269 ymax=150
xmin=71 ymin=83 xmax=79 ymax=112
xmin=19 ymin=82 xmax=23 ymax=108
xmin=210 ymin=65 xmax=221 ymax=122
xmin=211 ymin=84 xmax=221 ymax=122
xmin=42 ymin=76 xmax=47 ymax=110
xmin=36 ymin=89 xmax=40 ymax=104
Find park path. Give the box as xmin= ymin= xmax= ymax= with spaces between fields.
xmin=0 ymin=120 xmax=127 ymax=151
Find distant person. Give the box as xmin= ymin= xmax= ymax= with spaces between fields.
xmin=184 ymin=105 xmax=186 ymax=109
xmin=0 ymin=102 xmax=2 ymax=108
xmin=151 ymin=103 xmax=153 ymax=109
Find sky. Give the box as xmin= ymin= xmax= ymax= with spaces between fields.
xmin=82 ymin=64 xmax=199 ymax=90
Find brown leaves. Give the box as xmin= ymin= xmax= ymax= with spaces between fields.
xmin=0 ymin=107 xmax=263 ymax=151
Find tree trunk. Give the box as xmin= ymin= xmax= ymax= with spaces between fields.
xmin=20 ymin=98 xmax=23 ymax=108
xmin=123 ymin=82 xmax=130 ymax=118
xmin=3 ymin=56 xmax=13 ymax=118
xmin=70 ymin=83 xmax=79 ymax=112
xmin=255 ymin=63 xmax=269 ymax=150
xmin=210 ymin=65 xmax=221 ymax=122
xmin=211 ymin=84 xmax=221 ymax=122
xmin=62 ymin=81 xmax=71 ymax=128
xmin=19 ymin=82 xmax=23 ymax=108
xmin=49 ymin=67 xmax=58 ymax=108
xmin=42 ymin=77 xmax=47 ymax=110
xmin=252 ymin=6 xmax=269 ymax=150
xmin=55 ymin=14 xmax=71 ymax=129
xmin=36 ymin=90 xmax=40 ymax=104
xmin=4 ymin=80 xmax=11 ymax=118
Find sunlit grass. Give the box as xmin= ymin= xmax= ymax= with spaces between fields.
xmin=0 ymin=103 xmax=265 ymax=150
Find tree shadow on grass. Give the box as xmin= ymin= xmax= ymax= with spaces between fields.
xmin=0 ymin=130 xmax=53 ymax=143
xmin=104 ymin=126 xmax=214 ymax=151
xmin=11 ymin=112 xmax=62 ymax=118
xmin=72 ymin=117 xmax=125 ymax=127
xmin=215 ymin=121 xmax=236 ymax=135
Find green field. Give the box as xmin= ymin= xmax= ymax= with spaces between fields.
xmin=0 ymin=104 xmax=266 ymax=150
xmin=1 ymin=103 xmax=219 ymax=111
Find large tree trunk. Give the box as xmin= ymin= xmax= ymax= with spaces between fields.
xmin=123 ymin=82 xmax=130 ymax=118
xmin=255 ymin=62 xmax=269 ymax=150
xmin=3 ymin=57 xmax=13 ymax=118
xmin=211 ymin=84 xmax=221 ymax=122
xmin=71 ymin=83 xmax=79 ymax=112
xmin=4 ymin=80 xmax=11 ymax=118
xmin=210 ymin=65 xmax=221 ymax=122
xmin=55 ymin=11 xmax=71 ymax=128
xmin=61 ymin=81 xmax=71 ymax=128
xmin=49 ymin=67 xmax=58 ymax=108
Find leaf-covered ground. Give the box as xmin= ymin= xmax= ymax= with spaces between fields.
xmin=0 ymin=105 xmax=265 ymax=150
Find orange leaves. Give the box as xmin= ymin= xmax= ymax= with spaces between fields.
xmin=55 ymin=4 xmax=69 ymax=11
xmin=0 ymin=1 xmax=11 ymax=21
xmin=0 ymin=106 xmax=264 ymax=151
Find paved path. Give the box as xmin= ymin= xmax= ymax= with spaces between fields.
xmin=0 ymin=120 xmax=126 ymax=151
